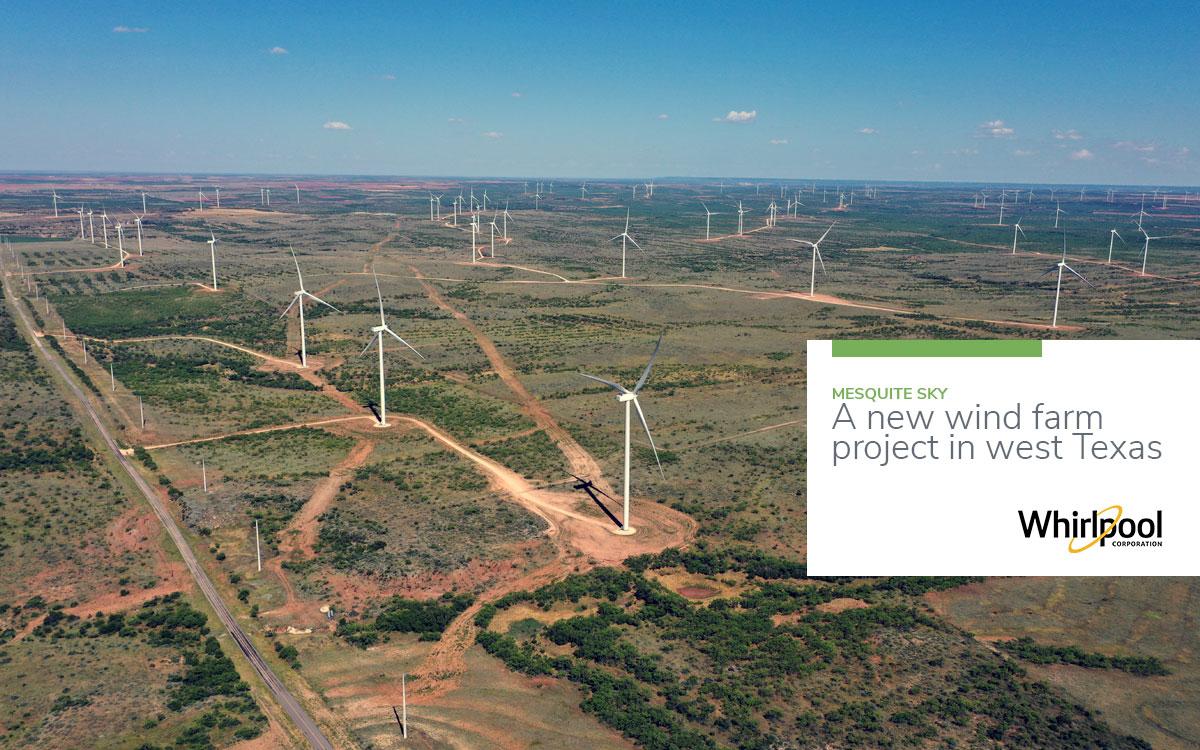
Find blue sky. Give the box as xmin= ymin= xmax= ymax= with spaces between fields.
xmin=3 ymin=1 xmax=1197 ymax=184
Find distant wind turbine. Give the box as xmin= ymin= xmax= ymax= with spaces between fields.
xmin=361 ymin=270 xmax=424 ymax=427
xmin=790 ymin=222 xmax=836 ymax=296
xmin=206 ymin=231 xmax=219 ymax=290
xmin=700 ymin=202 xmax=718 ymax=240
xmin=51 ymin=190 xmax=60 ymax=218
xmin=1039 ymin=233 xmax=1092 ymax=328
xmin=610 ymin=210 xmax=642 ymax=278
xmin=1107 ymin=229 xmax=1124 ymax=264
xmin=1011 ymin=220 xmax=1025 ymax=255
xmin=1138 ymin=228 xmax=1167 ymax=276
xmin=280 ymin=247 xmax=340 ymax=368
xmin=132 ymin=214 xmax=146 ymax=256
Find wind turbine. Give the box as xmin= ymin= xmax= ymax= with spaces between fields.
xmin=470 ymin=215 xmax=482 ymax=263
xmin=996 ymin=193 xmax=1007 ymax=226
xmin=87 ymin=210 xmax=95 ymax=244
xmin=51 ymin=190 xmax=60 ymax=218
xmin=1040 ymin=234 xmax=1092 ymax=328
xmin=75 ymin=206 xmax=85 ymax=239
xmin=578 ymin=333 xmax=665 ymax=535
xmin=533 ymin=191 xmax=541 ymax=210
xmin=429 ymin=193 xmax=437 ymax=221
xmin=206 ymin=231 xmax=219 ymax=290
xmin=198 ymin=191 xmax=206 ymax=212
xmin=214 ymin=187 xmax=220 ymax=208
xmin=142 ymin=192 xmax=148 ymax=213
xmin=736 ymin=201 xmax=749 ymax=236
xmin=610 ymin=210 xmax=642 ymax=278
xmin=280 ymin=248 xmax=340 ymax=368
xmin=360 ymin=270 xmax=423 ymax=427
xmin=101 ymin=210 xmax=110 ymax=249
xmin=488 ymin=211 xmax=501 ymax=257
xmin=1011 ymin=220 xmax=1025 ymax=255
xmin=789 ymin=222 xmax=836 ymax=296
xmin=700 ymin=202 xmax=718 ymax=240
xmin=1107 ymin=229 xmax=1124 ymax=264
xmin=294 ymin=184 xmax=300 ymax=204
xmin=1138 ymin=228 xmax=1167 ymax=276
xmin=1054 ymin=203 xmax=1065 ymax=229
xmin=132 ymin=214 xmax=145 ymax=255
xmin=501 ymin=201 xmax=513 ymax=239
xmin=114 ymin=221 xmax=128 ymax=268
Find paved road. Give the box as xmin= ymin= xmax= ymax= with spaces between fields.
xmin=3 ymin=273 xmax=334 ymax=750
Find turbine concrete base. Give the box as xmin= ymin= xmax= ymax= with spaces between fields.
xmin=374 ymin=421 xmax=391 ymax=429
xmin=610 ymin=526 xmax=637 ymax=536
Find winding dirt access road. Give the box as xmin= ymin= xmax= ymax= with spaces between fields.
xmin=2 ymin=270 xmax=335 ymax=750
xmin=412 ymin=266 xmax=612 ymax=488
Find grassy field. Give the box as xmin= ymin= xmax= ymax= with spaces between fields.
xmin=2 ymin=174 xmax=1198 ymax=749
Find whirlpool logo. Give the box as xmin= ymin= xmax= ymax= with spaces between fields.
xmin=1017 ymin=506 xmax=1164 ymax=552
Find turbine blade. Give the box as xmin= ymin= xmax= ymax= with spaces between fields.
xmin=372 ymin=270 xmax=386 ymax=325
xmin=631 ymin=397 xmax=664 ymax=479
xmin=384 ymin=327 xmax=425 ymax=359
xmin=302 ymin=291 xmax=340 ymax=312
xmin=579 ymin=373 xmax=628 ymax=394
xmin=815 ymin=247 xmax=827 ymax=275
xmin=279 ymin=295 xmax=299 ymax=319
xmin=290 ymin=246 xmax=304 ymax=289
xmin=628 ymin=236 xmax=643 ymax=251
xmin=817 ymin=221 xmax=837 ymax=244
xmin=1063 ymin=264 xmax=1094 ymax=287
xmin=633 ymin=332 xmax=664 ymax=393
xmin=359 ymin=334 xmax=377 ymax=357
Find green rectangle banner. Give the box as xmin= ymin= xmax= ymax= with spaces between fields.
xmin=831 ymin=340 xmax=1042 ymax=357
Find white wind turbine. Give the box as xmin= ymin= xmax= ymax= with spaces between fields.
xmin=533 ymin=191 xmax=541 ymax=210
xmin=996 ymin=192 xmax=1007 ymax=225
xmin=132 ymin=214 xmax=145 ymax=255
xmin=280 ymin=248 xmax=340 ymax=368
xmin=1138 ymin=227 xmax=1167 ymax=276
xmin=87 ymin=209 xmax=95 ymax=244
xmin=579 ymin=333 xmax=665 ymax=535
xmin=51 ymin=190 xmax=60 ymax=218
xmin=206 ymin=231 xmax=220 ymax=290
xmin=488 ymin=211 xmax=501 ymax=257
xmin=1054 ymin=203 xmax=1065 ymax=229
xmin=142 ymin=192 xmax=148 ymax=213
xmin=214 ymin=187 xmax=220 ymax=208
xmin=428 ymin=193 xmax=437 ymax=221
xmin=790 ymin=222 xmax=836 ymax=296
xmin=75 ymin=206 xmax=85 ymax=239
xmin=736 ymin=201 xmax=749 ymax=236
xmin=360 ymin=270 xmax=423 ymax=427
xmin=470 ymin=215 xmax=482 ymax=263
xmin=700 ymin=202 xmax=718 ymax=240
xmin=114 ymin=221 xmax=128 ymax=268
xmin=294 ymin=184 xmax=300 ymax=204
xmin=1040 ymin=234 xmax=1093 ymax=328
xmin=501 ymin=201 xmax=513 ymax=239
xmin=1011 ymin=219 xmax=1025 ymax=255
xmin=1107 ymin=229 xmax=1124 ymax=264
xmin=198 ymin=191 xmax=206 ymax=212
xmin=611 ymin=210 xmax=642 ymax=278
xmin=101 ymin=210 xmax=110 ymax=248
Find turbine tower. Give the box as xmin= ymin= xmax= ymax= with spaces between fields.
xmin=51 ymin=190 xmax=60 ymax=218
xmin=360 ymin=271 xmax=423 ymax=427
xmin=75 ymin=206 xmax=85 ymax=239
xmin=280 ymin=248 xmax=340 ymax=368
xmin=610 ymin=210 xmax=642 ymax=278
xmin=101 ymin=210 xmax=110 ymax=249
xmin=579 ymin=333 xmax=665 ymax=535
xmin=87 ymin=210 xmax=95 ymax=244
xmin=736 ymin=201 xmax=749 ymax=236
xmin=132 ymin=214 xmax=145 ymax=255
xmin=789 ymin=222 xmax=836 ymax=296
xmin=206 ymin=231 xmax=219 ymax=290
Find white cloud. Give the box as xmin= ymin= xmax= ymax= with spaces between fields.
xmin=1179 ymin=146 xmax=1193 ymax=158
xmin=510 ymin=91 xmax=523 ymax=98
xmin=714 ymin=110 xmax=757 ymax=123
xmin=656 ymin=113 xmax=670 ymax=120
xmin=269 ymin=46 xmax=288 ymax=55
xmin=976 ymin=119 xmax=1015 ymax=138
xmin=447 ymin=117 xmax=464 ymax=124
xmin=769 ymin=138 xmax=789 ymax=145
xmin=113 ymin=25 xmax=148 ymax=33
xmin=1013 ymin=149 xmax=1037 ymax=157
xmin=857 ymin=127 xmax=877 ymax=135
xmin=1069 ymin=148 xmax=1094 ymax=161
xmin=1053 ymin=128 xmax=1083 ymax=141
xmin=380 ymin=73 xmax=396 ymax=81
xmin=323 ymin=121 xmax=352 ymax=130
xmin=482 ymin=131 xmax=504 ymax=139
xmin=1113 ymin=140 xmax=1156 ymax=153
xmin=950 ymin=147 xmax=979 ymax=156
